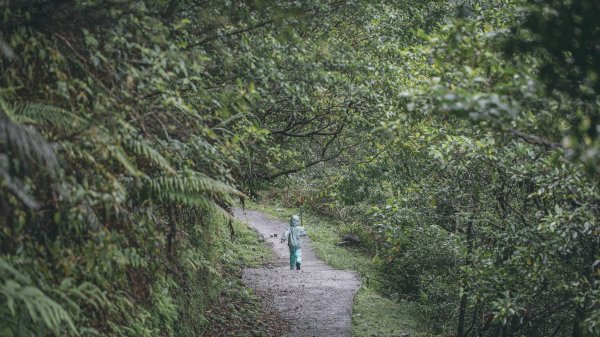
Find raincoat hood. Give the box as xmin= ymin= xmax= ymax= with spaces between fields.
xmin=290 ymin=215 xmax=300 ymax=227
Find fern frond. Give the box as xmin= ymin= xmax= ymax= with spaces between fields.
xmin=59 ymin=141 xmax=98 ymax=164
xmin=0 ymin=97 xmax=59 ymax=173
xmin=20 ymin=284 xmax=78 ymax=335
xmin=10 ymin=102 xmax=86 ymax=133
xmin=159 ymin=191 xmax=232 ymax=218
xmin=56 ymin=279 xmax=108 ymax=312
xmin=0 ymin=259 xmax=78 ymax=336
xmin=125 ymin=138 xmax=176 ymax=175
xmin=0 ymin=154 xmax=39 ymax=208
xmin=110 ymin=145 xmax=143 ymax=177
xmin=0 ymin=258 xmax=30 ymax=284
xmin=150 ymin=173 xmax=243 ymax=198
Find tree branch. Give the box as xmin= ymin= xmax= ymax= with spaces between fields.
xmin=265 ymin=148 xmax=345 ymax=181
xmin=508 ymin=128 xmax=563 ymax=149
xmin=185 ymin=19 xmax=273 ymax=50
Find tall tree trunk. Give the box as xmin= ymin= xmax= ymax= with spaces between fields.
xmin=458 ymin=221 xmax=474 ymax=337
xmin=573 ymin=240 xmax=596 ymax=337
xmin=571 ymin=309 xmax=583 ymax=337
xmin=167 ymin=208 xmax=177 ymax=259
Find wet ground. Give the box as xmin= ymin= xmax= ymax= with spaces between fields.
xmin=234 ymin=208 xmax=361 ymax=337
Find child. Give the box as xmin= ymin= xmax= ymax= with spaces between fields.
xmin=281 ymin=215 xmax=307 ymax=270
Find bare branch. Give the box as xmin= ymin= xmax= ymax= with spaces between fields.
xmin=508 ymin=128 xmax=563 ymax=150
xmin=185 ymin=19 xmax=274 ymax=50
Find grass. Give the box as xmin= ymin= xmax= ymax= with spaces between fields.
xmin=247 ymin=200 xmax=430 ymax=337
xmin=353 ymin=288 xmax=425 ymax=337
xmin=225 ymin=218 xmax=275 ymax=269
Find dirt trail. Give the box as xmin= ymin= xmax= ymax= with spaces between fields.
xmin=234 ymin=208 xmax=361 ymax=337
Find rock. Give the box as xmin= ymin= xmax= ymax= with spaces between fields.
xmin=341 ymin=233 xmax=360 ymax=244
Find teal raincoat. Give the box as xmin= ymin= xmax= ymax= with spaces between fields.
xmin=281 ymin=215 xmax=307 ymax=270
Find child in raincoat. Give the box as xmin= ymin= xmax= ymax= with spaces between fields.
xmin=280 ymin=215 xmax=307 ymax=270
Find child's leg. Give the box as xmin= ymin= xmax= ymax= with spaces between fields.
xmin=289 ymin=247 xmax=296 ymax=270
xmin=295 ymin=249 xmax=302 ymax=270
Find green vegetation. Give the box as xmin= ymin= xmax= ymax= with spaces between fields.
xmin=225 ymin=220 xmax=274 ymax=269
xmin=1 ymin=0 xmax=599 ymax=336
xmin=353 ymin=289 xmax=423 ymax=337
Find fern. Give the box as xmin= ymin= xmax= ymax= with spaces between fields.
xmin=150 ymin=173 xmax=242 ymax=214
xmin=10 ymin=101 xmax=87 ymax=134
xmin=0 ymin=153 xmax=39 ymax=209
xmin=124 ymin=137 xmax=176 ymax=175
xmin=0 ymin=97 xmax=59 ymax=173
xmin=0 ymin=259 xmax=78 ymax=336
xmin=111 ymin=144 xmax=143 ymax=177
xmin=0 ymin=97 xmax=61 ymax=209
xmin=52 ymin=279 xmax=109 ymax=312
xmin=150 ymin=173 xmax=243 ymax=198
xmin=159 ymin=191 xmax=232 ymax=218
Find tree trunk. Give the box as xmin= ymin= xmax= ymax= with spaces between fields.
xmin=167 ymin=209 xmax=177 ymax=259
xmin=457 ymin=221 xmax=474 ymax=337
xmin=572 ymin=307 xmax=585 ymax=337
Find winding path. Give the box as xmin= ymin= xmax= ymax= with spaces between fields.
xmin=234 ymin=209 xmax=361 ymax=337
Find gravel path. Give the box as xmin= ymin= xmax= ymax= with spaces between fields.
xmin=234 ymin=208 xmax=361 ymax=337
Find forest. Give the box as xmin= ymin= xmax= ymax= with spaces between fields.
xmin=0 ymin=0 xmax=598 ymax=336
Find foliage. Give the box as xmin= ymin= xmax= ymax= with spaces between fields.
xmin=0 ymin=0 xmax=312 ymax=335
xmin=251 ymin=1 xmax=600 ymax=337
xmin=506 ymin=0 xmax=600 ymax=174
xmin=2 ymin=0 xmax=599 ymax=336
xmin=353 ymin=287 xmax=427 ymax=337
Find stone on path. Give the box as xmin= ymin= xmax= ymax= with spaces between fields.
xmin=235 ymin=209 xmax=361 ymax=337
